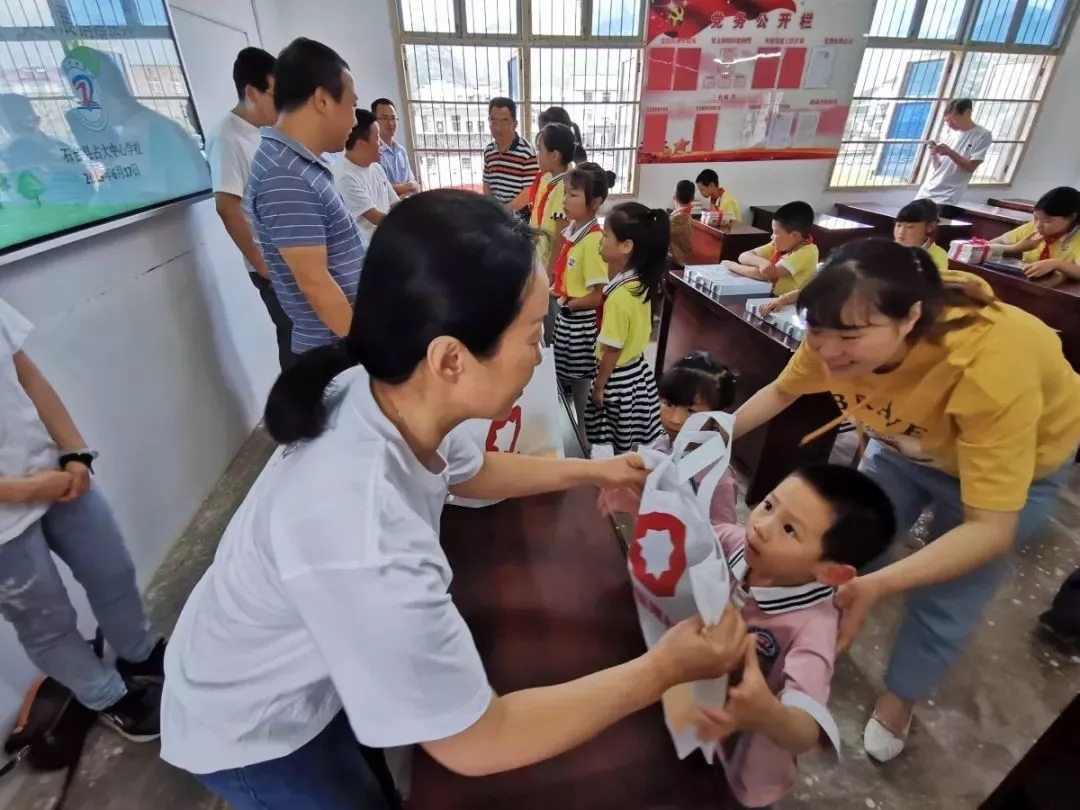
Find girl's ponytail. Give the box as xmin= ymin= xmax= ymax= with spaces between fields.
xmin=264 ymin=341 xmax=359 ymax=444
xmin=606 ymin=202 xmax=670 ymax=306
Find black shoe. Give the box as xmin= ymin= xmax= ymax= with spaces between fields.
xmin=1036 ymin=611 xmax=1080 ymax=655
xmin=99 ymin=683 xmax=161 ymax=743
xmin=116 ymin=637 xmax=167 ymax=685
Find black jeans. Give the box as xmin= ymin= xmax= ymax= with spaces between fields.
xmin=249 ymin=272 xmax=295 ymax=371
xmin=1043 ymin=567 xmax=1080 ymax=635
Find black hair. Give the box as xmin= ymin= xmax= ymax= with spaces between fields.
xmin=695 ymin=169 xmax=719 ymax=187
xmin=896 ymin=199 xmax=939 ymax=224
xmin=232 ymin=47 xmax=276 ymax=101
xmin=675 ymin=180 xmax=695 ymax=205
xmin=538 ymin=123 xmax=579 ymax=168
xmin=538 ymin=106 xmax=587 ymax=161
xmin=792 ymin=465 xmax=897 ymax=570
xmin=345 ymin=109 xmax=378 ymax=150
xmin=371 ymin=97 xmax=395 ymax=115
xmin=566 ymin=161 xmax=615 ymax=207
xmin=773 ymin=201 xmax=815 ymax=238
xmin=798 ymin=238 xmax=994 ymax=344
xmin=1034 ymin=186 xmax=1080 ymax=225
xmin=273 ymin=37 xmax=349 ymax=114
xmin=606 ymin=202 xmax=670 ymax=306
xmin=946 ymin=98 xmax=973 ymax=115
xmin=264 ymin=190 xmax=536 ymax=444
xmin=659 ymin=351 xmax=736 ymax=411
xmin=489 ymin=96 xmax=517 ymax=120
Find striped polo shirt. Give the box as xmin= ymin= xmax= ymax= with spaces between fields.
xmin=482 ymin=134 xmax=538 ymax=204
xmin=246 ymin=128 xmax=365 ymax=354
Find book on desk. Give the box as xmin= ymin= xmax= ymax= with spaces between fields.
xmin=684 ymin=265 xmax=773 ymax=297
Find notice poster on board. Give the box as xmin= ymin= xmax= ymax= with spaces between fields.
xmin=639 ymin=0 xmax=872 ymax=164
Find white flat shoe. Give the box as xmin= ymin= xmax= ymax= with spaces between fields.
xmin=863 ymin=711 xmax=912 ymax=762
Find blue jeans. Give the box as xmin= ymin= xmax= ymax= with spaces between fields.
xmin=0 ymin=485 xmax=154 ymax=710
xmin=860 ymin=442 xmax=1070 ymax=701
xmin=197 ymin=712 xmax=392 ymax=810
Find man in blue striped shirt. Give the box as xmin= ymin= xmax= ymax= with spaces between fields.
xmin=246 ymin=37 xmax=364 ymax=360
xmin=372 ymin=98 xmax=418 ymax=199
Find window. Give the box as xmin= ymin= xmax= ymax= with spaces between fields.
xmin=393 ymin=0 xmax=645 ymax=195
xmin=830 ymin=0 xmax=1075 ymax=189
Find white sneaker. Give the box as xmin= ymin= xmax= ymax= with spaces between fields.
xmin=863 ymin=711 xmax=912 ymax=762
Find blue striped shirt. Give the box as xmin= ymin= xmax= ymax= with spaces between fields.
xmin=246 ymin=128 xmax=365 ymax=354
xmin=378 ymin=139 xmax=415 ymax=186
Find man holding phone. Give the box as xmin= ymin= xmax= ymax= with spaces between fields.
xmin=915 ymin=99 xmax=992 ymax=205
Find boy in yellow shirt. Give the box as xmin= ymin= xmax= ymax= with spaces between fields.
xmin=724 ymin=201 xmax=818 ymax=296
xmin=695 ymin=169 xmax=741 ymax=223
xmin=992 ymin=185 xmax=1080 ymax=280
xmin=894 ymin=199 xmax=949 ymax=272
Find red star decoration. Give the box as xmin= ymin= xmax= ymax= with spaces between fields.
xmin=673 ymin=138 xmax=691 ymax=153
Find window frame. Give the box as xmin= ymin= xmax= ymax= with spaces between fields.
xmin=826 ymin=0 xmax=1079 ymax=192
xmin=389 ymin=0 xmax=647 ymax=197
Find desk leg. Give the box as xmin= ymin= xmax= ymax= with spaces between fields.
xmin=656 ymin=280 xmax=676 ymax=374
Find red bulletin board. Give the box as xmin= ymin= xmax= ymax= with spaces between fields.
xmin=639 ymin=0 xmax=872 ymax=164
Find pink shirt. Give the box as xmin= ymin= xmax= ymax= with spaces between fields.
xmin=649 ymin=434 xmax=737 ymax=525
xmin=713 ymin=524 xmax=842 ymax=808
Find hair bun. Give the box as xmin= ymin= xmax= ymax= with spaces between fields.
xmin=604 ymin=170 xmax=616 ymax=189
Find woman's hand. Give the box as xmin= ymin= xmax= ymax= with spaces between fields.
xmin=20 ymin=470 xmax=75 ymax=504
xmin=835 ymin=574 xmax=887 ymax=653
xmin=61 ymin=461 xmax=92 ymax=501
xmin=1023 ymin=259 xmax=1058 ymax=279
xmin=590 ymin=452 xmax=649 ymax=493
xmin=650 ymin=605 xmax=750 ymax=687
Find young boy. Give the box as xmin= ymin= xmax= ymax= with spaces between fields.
xmin=723 ymin=201 xmax=818 ymax=297
xmin=669 ymin=179 xmax=696 ymax=267
xmin=696 ymin=169 xmax=742 ymax=222
xmin=894 ymin=199 xmax=949 ymax=272
xmin=693 ymin=464 xmax=896 ymax=809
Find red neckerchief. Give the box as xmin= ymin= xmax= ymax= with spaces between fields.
xmin=596 ymin=272 xmax=637 ymax=335
xmin=672 ymin=203 xmax=693 ymax=216
xmin=526 ymin=173 xmax=543 ymax=206
xmin=708 ymin=189 xmax=726 ymax=210
xmin=553 ymin=219 xmax=602 ymax=298
xmin=768 ymin=236 xmax=814 ymax=293
xmin=1038 ymin=227 xmax=1078 ymax=261
xmin=533 ymin=172 xmax=565 ymax=226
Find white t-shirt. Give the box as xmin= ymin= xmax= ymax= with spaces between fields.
xmin=205 ymin=111 xmax=262 ymax=273
xmin=916 ymin=124 xmax=992 ymax=205
xmin=0 ymin=299 xmax=59 ymax=544
xmin=331 ymin=157 xmax=398 ymax=242
xmin=159 ymin=366 xmax=492 ymax=773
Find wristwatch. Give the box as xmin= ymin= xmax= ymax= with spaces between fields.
xmin=59 ymin=449 xmax=99 ymax=473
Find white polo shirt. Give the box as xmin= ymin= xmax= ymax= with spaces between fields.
xmin=0 ymin=299 xmax=59 ymax=545
xmin=331 ymin=157 xmax=398 ymax=242
xmin=205 ymin=111 xmax=262 ymax=273
xmin=160 ymin=366 xmax=492 ymax=773
xmin=916 ymin=124 xmax=992 ymax=205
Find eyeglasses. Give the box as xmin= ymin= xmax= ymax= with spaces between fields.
xmin=377 ymin=116 xmax=398 ymax=123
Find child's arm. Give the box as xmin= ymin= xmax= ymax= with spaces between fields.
xmin=592 ymin=347 xmax=620 ymax=406
xmin=736 ymin=249 xmax=770 ymax=268
xmin=724 ymin=260 xmax=783 ymax=283
xmin=567 ymin=287 xmax=603 ymax=311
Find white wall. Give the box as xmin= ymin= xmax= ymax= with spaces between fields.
xmin=0 ymin=0 xmax=278 ymax=726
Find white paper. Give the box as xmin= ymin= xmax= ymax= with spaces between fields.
xmin=803 ymin=47 xmax=836 ymax=90
xmin=765 ymin=111 xmax=794 ymax=150
xmin=794 ymin=111 xmax=821 ymax=147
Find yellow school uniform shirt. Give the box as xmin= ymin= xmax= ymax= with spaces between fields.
xmin=925 ymin=242 xmax=949 ymax=273
xmin=596 ymin=276 xmax=652 ymax=367
xmin=754 ymin=241 xmax=820 ymax=296
xmin=711 ymin=191 xmax=742 ymax=222
xmin=999 ymin=221 xmax=1080 ymax=265
xmin=563 ymin=229 xmax=608 ymax=299
xmin=776 ymin=270 xmax=1080 ymax=511
xmin=530 ymin=171 xmax=566 ymax=268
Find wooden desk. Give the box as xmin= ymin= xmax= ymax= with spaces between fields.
xmin=941 ymin=202 xmax=1027 ymax=241
xmin=949 ymin=258 xmax=1080 ymax=371
xmin=408 ymin=400 xmax=727 ymax=809
xmin=689 ymin=219 xmax=771 ymax=265
xmin=749 ymin=205 xmax=876 ymax=256
xmin=833 ymin=202 xmax=973 ymax=248
xmin=655 ymin=269 xmax=839 ymax=504
xmin=987 ymin=197 xmax=1035 ymax=214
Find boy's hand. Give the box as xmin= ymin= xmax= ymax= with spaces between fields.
xmin=726 ymin=638 xmax=778 ymax=727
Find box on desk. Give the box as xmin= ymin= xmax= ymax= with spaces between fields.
xmin=948 ymin=240 xmax=1004 ymax=265
xmin=684 ymin=265 xmax=773 ymax=298
xmin=746 ymin=299 xmax=808 ymax=342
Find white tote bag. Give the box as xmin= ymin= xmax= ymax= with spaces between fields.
xmin=448 ymin=345 xmax=564 ymax=509
xmin=627 ymin=410 xmax=736 ymax=761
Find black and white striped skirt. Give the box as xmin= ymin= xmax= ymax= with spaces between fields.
xmin=552 ymin=307 xmax=598 ymax=382
xmin=584 ymin=355 xmax=663 ymax=454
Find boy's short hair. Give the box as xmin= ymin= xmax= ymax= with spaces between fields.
xmin=773 ymin=201 xmax=815 ymax=238
xmin=675 ymin=180 xmax=695 ymax=205
xmin=896 ymin=199 xmax=939 ymax=224
xmin=946 ymin=98 xmax=973 ymax=115
xmin=695 ymin=168 xmax=719 ymax=187
xmin=658 ymin=351 xmax=737 ymax=411
xmin=793 ymin=465 xmax=896 ymax=570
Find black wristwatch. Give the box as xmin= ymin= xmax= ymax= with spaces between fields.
xmin=59 ymin=449 xmax=99 ymax=473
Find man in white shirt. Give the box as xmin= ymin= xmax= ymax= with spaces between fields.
xmin=205 ymin=47 xmax=294 ymax=370
xmin=372 ymin=97 xmax=418 ymax=198
xmin=332 ymin=109 xmax=398 ymax=243
xmin=915 ymin=99 xmax=993 ymax=205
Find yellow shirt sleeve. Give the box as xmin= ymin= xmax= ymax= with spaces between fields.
xmin=597 ymin=288 xmax=633 ymax=350
xmin=999 ymin=221 xmax=1035 ymax=245
xmin=720 ymin=192 xmax=741 ymax=222
xmin=772 ymin=244 xmax=819 ymax=296
xmin=775 ymin=341 xmax=832 ymax=397
xmin=529 ymin=172 xmax=550 ymax=229
xmin=927 ymin=243 xmax=950 ymax=273
xmin=579 ymin=233 xmax=609 ymax=289
xmin=1058 ymin=230 xmax=1080 ymax=263
xmin=754 ymin=242 xmax=777 ymax=260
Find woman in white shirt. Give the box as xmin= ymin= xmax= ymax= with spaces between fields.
xmin=160 ymin=190 xmax=749 ymax=809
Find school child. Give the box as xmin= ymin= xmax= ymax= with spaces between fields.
xmin=669 ymin=179 xmax=696 ymax=267
xmin=724 ymin=201 xmax=818 ymax=297
xmin=894 ymin=199 xmax=949 ymax=272
xmin=551 ymin=162 xmax=613 ymax=418
xmin=992 ymin=185 xmax=1080 ymax=279
xmin=529 ymin=122 xmax=578 ymax=272
xmin=653 ymin=351 xmax=738 ymax=525
xmin=692 ymin=465 xmax=896 ymax=808
xmin=536 ymin=106 xmax=588 ymax=162
xmin=696 ymin=168 xmax=742 ymax=223
xmin=584 ymin=202 xmax=667 ymax=453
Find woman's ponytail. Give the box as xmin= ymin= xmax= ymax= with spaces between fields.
xmin=264 ymin=341 xmax=359 ymax=444
xmin=570 ymin=122 xmax=588 ymax=162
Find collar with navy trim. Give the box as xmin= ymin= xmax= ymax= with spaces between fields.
xmin=603 ymin=268 xmax=636 ymax=296
xmin=726 ymin=545 xmax=835 ymax=615
xmin=259 ymin=126 xmax=331 ymax=171
xmin=562 ymin=215 xmax=597 ymax=242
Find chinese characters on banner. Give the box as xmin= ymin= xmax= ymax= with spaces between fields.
xmin=640 ymin=0 xmax=872 ymax=164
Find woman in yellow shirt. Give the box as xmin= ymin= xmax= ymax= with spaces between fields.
xmin=992 ymin=186 xmax=1080 ymax=279
xmin=584 ymin=202 xmax=668 ymax=453
xmin=733 ymin=238 xmax=1080 ymax=763
xmin=725 ymin=201 xmax=818 ymax=296
xmin=530 ymin=122 xmax=578 ymax=272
